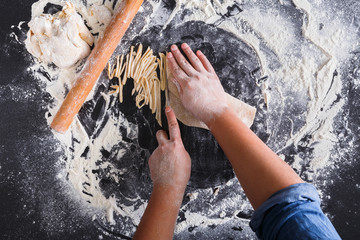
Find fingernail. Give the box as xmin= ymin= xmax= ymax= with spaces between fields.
xmin=165 ymin=106 xmax=171 ymax=112
xmin=171 ymin=45 xmax=178 ymax=51
xmin=182 ymin=43 xmax=189 ymax=49
xmin=167 ymin=52 xmax=173 ymax=58
xmin=197 ymin=50 xmax=202 ymax=55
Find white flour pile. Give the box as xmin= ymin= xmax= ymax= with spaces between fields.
xmin=11 ymin=0 xmax=360 ymax=238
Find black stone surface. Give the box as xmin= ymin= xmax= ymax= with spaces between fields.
xmin=131 ymin=20 xmax=266 ymax=188
xmin=1 ymin=0 xmax=360 ymax=239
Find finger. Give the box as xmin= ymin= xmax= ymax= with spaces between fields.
xmin=156 ymin=130 xmax=168 ymax=145
xmin=167 ymin=52 xmax=187 ymax=91
xmin=165 ymin=106 xmax=181 ymax=141
xmin=196 ymin=50 xmax=216 ymax=74
xmin=181 ymin=43 xmax=204 ymax=72
xmin=171 ymin=45 xmax=198 ymax=76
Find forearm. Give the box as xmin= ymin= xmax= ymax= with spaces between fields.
xmin=133 ymin=185 xmax=184 ymax=240
xmin=209 ymin=108 xmax=303 ymax=210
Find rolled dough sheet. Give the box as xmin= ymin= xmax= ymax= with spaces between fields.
xmin=168 ymin=78 xmax=256 ymax=130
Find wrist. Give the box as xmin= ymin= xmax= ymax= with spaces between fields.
xmin=205 ymin=105 xmax=231 ymax=130
xmin=153 ymin=184 xmax=186 ymax=200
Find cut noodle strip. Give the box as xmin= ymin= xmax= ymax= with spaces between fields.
xmin=108 ymin=44 xmax=168 ymax=126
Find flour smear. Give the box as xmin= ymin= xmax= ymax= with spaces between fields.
xmin=10 ymin=0 xmax=360 ymax=238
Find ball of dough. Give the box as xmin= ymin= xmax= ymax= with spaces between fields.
xmin=89 ymin=4 xmax=112 ymax=26
xmin=25 ymin=2 xmax=94 ymax=69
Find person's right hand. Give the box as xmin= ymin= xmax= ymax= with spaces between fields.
xmin=167 ymin=43 xmax=228 ymax=127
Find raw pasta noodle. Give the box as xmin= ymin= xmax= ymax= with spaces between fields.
xmin=122 ymin=54 xmax=129 ymax=85
xmin=115 ymin=55 xmax=125 ymax=78
xmin=107 ymin=61 xmax=116 ymax=79
xmin=158 ymin=53 xmax=169 ymax=106
xmin=119 ymin=82 xmax=123 ymax=103
xmin=107 ymin=44 xmax=166 ymax=126
xmin=158 ymin=53 xmax=167 ymax=91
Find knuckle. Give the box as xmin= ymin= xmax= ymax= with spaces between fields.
xmin=175 ymin=70 xmax=185 ymax=78
xmin=206 ymin=72 xmax=214 ymax=78
xmin=170 ymin=141 xmax=178 ymax=148
xmin=194 ymin=74 xmax=202 ymax=81
xmin=169 ymin=120 xmax=178 ymax=129
xmin=181 ymin=59 xmax=188 ymax=66
xmin=174 ymin=66 xmax=181 ymax=73
xmin=172 ymin=140 xmax=183 ymax=148
xmin=158 ymin=144 xmax=166 ymax=152
xmin=169 ymin=139 xmax=178 ymax=147
xmin=183 ymin=80 xmax=191 ymax=88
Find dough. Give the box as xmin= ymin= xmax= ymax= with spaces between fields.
xmin=168 ymin=77 xmax=256 ymax=129
xmin=89 ymin=4 xmax=112 ymax=27
xmin=25 ymin=2 xmax=94 ymax=69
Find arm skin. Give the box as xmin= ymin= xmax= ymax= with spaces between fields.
xmin=167 ymin=43 xmax=303 ymax=210
xmin=134 ymin=42 xmax=303 ymax=239
xmin=209 ymin=108 xmax=303 ymax=209
xmin=133 ymin=107 xmax=191 ymax=240
xmin=133 ymin=186 xmax=183 ymax=239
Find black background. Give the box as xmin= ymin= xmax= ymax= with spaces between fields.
xmin=1 ymin=0 xmax=360 ymax=239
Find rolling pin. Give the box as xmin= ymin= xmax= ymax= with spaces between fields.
xmin=51 ymin=0 xmax=144 ymax=133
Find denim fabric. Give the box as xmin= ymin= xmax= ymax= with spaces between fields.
xmin=250 ymin=183 xmax=341 ymax=240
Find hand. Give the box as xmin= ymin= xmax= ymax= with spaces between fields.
xmin=148 ymin=106 xmax=191 ymax=193
xmin=167 ymin=43 xmax=228 ymax=126
xmin=134 ymin=108 xmax=190 ymax=240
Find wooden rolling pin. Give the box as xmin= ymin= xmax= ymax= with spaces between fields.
xmin=51 ymin=0 xmax=144 ymax=133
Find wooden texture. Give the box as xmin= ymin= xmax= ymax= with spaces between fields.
xmin=51 ymin=0 xmax=144 ymax=133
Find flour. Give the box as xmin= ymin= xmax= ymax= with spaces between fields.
xmin=89 ymin=4 xmax=112 ymax=27
xmin=15 ymin=0 xmax=360 ymax=238
xmin=25 ymin=2 xmax=94 ymax=68
xmin=142 ymin=0 xmax=357 ymax=236
xmin=162 ymin=0 xmax=345 ymax=173
xmin=209 ymin=0 xmax=355 ymax=173
xmin=22 ymin=0 xmax=139 ymax=227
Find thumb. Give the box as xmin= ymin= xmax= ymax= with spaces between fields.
xmin=168 ymin=75 xmax=181 ymax=97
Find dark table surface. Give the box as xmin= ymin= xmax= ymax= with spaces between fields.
xmin=1 ymin=0 xmax=360 ymax=239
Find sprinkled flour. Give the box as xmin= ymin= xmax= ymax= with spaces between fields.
xmin=9 ymin=0 xmax=360 ymax=238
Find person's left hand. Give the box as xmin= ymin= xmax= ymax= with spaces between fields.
xmin=134 ymin=107 xmax=191 ymax=240
xmin=148 ymin=106 xmax=191 ymax=194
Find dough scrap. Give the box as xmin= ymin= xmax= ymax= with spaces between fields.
xmin=168 ymin=75 xmax=256 ymax=130
xmin=25 ymin=2 xmax=94 ymax=68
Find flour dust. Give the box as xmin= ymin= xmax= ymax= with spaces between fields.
xmin=8 ymin=0 xmax=360 ymax=239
